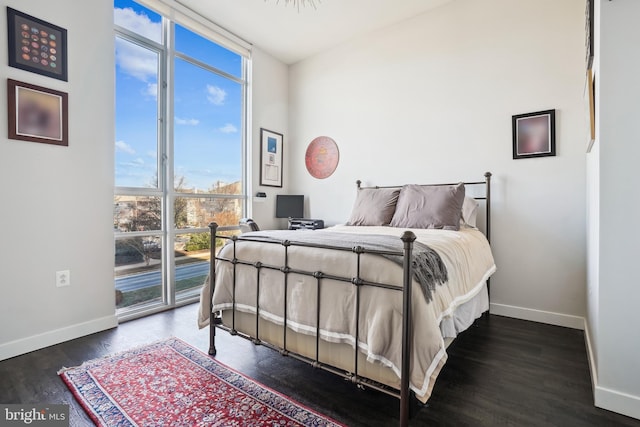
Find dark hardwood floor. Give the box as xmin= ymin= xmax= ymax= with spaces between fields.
xmin=1 ymin=304 xmax=638 ymax=426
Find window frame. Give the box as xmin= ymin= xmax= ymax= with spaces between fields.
xmin=114 ymin=0 xmax=250 ymax=321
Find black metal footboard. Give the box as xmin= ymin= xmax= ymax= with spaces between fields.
xmin=208 ymin=223 xmax=417 ymax=427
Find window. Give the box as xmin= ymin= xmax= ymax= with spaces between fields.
xmin=114 ymin=0 xmax=249 ymax=319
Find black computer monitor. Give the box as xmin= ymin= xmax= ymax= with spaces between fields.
xmin=276 ymin=195 xmax=304 ymax=218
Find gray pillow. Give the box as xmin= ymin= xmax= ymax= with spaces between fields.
xmin=346 ymin=188 xmax=400 ymax=226
xmin=389 ymin=183 xmax=465 ymax=230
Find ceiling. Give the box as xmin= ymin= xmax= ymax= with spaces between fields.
xmin=175 ymin=0 xmax=454 ymax=64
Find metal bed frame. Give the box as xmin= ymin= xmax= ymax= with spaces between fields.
xmin=206 ymin=172 xmax=492 ymax=427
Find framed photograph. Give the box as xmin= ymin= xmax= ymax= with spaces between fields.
xmin=7 ymin=79 xmax=69 ymax=146
xmin=260 ymin=128 xmax=283 ymax=187
xmin=7 ymin=7 xmax=68 ymax=81
xmin=512 ymin=109 xmax=556 ymax=159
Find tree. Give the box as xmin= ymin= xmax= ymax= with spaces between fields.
xmin=184 ymin=233 xmax=210 ymax=251
xmin=174 ymin=175 xmax=188 ymax=228
xmin=213 ymin=209 xmax=240 ymax=227
xmin=139 ymin=173 xmax=190 ymax=229
xmin=207 ymin=181 xmax=242 ymax=226
xmin=115 ymin=237 xmax=159 ymax=266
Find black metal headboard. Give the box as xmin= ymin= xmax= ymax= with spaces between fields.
xmin=355 ymin=172 xmax=492 ymax=243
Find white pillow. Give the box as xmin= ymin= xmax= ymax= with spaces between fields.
xmin=461 ymin=197 xmax=479 ymax=228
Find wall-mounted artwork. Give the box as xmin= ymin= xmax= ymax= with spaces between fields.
xmin=587 ymin=70 xmax=596 ymax=153
xmin=7 ymin=79 xmax=68 ymax=146
xmin=512 ymin=109 xmax=555 ymax=159
xmin=260 ymin=128 xmax=283 ymax=187
xmin=7 ymin=7 xmax=68 ymax=81
xmin=305 ymin=136 xmax=339 ymax=179
xmin=585 ymin=0 xmax=594 ymax=71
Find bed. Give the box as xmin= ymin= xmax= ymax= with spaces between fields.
xmin=198 ymin=173 xmax=496 ymax=426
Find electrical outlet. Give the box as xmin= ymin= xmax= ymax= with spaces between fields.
xmin=56 ymin=270 xmax=70 ymax=287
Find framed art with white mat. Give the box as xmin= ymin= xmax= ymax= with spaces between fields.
xmin=259 ymin=128 xmax=283 ymax=187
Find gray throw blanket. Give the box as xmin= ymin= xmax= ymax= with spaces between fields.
xmin=237 ymin=230 xmax=448 ymax=302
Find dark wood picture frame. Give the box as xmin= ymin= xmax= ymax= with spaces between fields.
xmin=512 ymin=109 xmax=556 ymax=159
xmin=587 ymin=70 xmax=596 ymax=152
xmin=259 ymin=128 xmax=283 ymax=187
xmin=7 ymin=7 xmax=68 ymax=82
xmin=586 ymin=0 xmax=594 ymax=71
xmin=7 ymin=79 xmax=69 ymax=147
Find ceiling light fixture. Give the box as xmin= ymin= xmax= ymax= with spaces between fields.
xmin=265 ymin=0 xmax=321 ymax=12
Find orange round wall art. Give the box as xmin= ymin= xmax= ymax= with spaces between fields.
xmin=305 ymin=136 xmax=339 ymax=179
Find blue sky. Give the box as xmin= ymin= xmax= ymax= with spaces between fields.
xmin=114 ymin=0 xmax=243 ymax=192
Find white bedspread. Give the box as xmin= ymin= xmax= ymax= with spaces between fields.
xmin=198 ymin=225 xmax=496 ymax=402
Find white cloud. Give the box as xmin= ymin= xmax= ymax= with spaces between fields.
xmin=119 ymin=158 xmax=146 ymax=170
xmin=114 ymin=8 xmax=160 ymax=82
xmin=115 ymin=140 xmax=136 ymax=155
xmin=114 ymin=7 xmax=161 ymax=43
xmin=144 ymin=82 xmax=158 ymax=99
xmin=206 ymin=85 xmax=226 ymax=105
xmin=115 ymin=38 xmax=158 ymax=82
xmin=219 ymin=123 xmax=238 ymax=134
xmin=146 ymin=151 xmax=157 ymax=159
xmin=176 ymin=117 xmax=200 ymax=126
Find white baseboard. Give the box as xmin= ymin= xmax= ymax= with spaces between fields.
xmin=489 ymin=302 xmax=585 ymax=330
xmin=0 ymin=315 xmax=117 ymax=361
xmin=583 ymin=320 xmax=598 ymax=391
xmin=584 ymin=319 xmax=640 ymax=420
xmin=594 ymin=385 xmax=640 ymax=420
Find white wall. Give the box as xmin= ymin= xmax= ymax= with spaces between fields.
xmin=289 ymin=0 xmax=587 ymax=326
xmin=249 ymin=48 xmax=289 ymax=230
xmin=586 ymin=0 xmax=640 ymax=419
xmin=0 ymin=0 xmax=117 ymax=360
xmin=0 ymin=4 xmax=290 ymax=360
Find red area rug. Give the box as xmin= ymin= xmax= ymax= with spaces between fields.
xmin=59 ymin=337 xmax=344 ymax=426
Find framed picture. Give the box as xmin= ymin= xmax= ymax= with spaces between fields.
xmin=586 ymin=0 xmax=594 ymax=70
xmin=7 ymin=79 xmax=69 ymax=147
xmin=512 ymin=109 xmax=556 ymax=159
xmin=260 ymin=128 xmax=283 ymax=187
xmin=7 ymin=7 xmax=68 ymax=82
xmin=587 ymin=70 xmax=596 ymax=153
